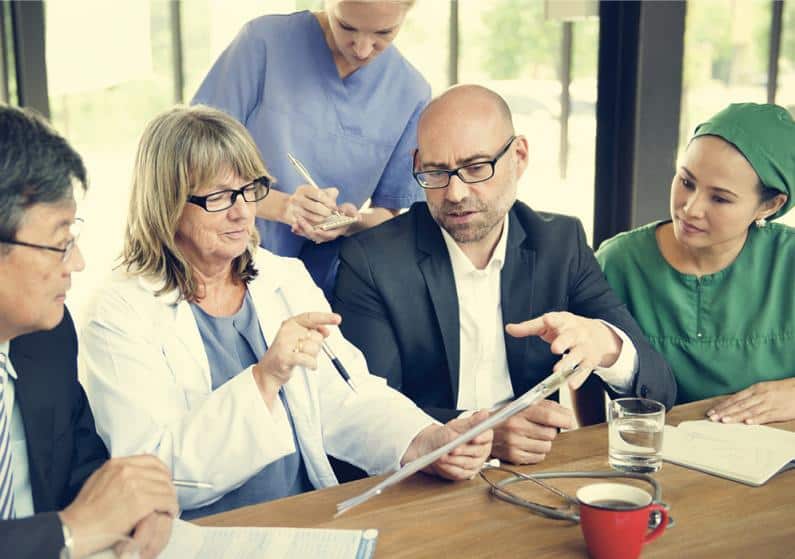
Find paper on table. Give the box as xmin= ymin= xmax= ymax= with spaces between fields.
xmin=335 ymin=366 xmax=579 ymax=516
xmin=663 ymin=420 xmax=795 ymax=486
xmin=159 ymin=519 xmax=378 ymax=559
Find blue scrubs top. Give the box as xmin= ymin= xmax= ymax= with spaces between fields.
xmin=193 ymin=11 xmax=430 ymax=294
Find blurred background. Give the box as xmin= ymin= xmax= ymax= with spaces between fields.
xmin=1 ymin=0 xmax=793 ymax=321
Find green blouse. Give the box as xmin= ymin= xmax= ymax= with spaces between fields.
xmin=596 ymin=222 xmax=795 ymax=404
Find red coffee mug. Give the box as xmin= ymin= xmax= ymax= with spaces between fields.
xmin=576 ymin=482 xmax=668 ymax=559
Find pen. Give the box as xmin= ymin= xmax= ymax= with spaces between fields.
xmin=321 ymin=341 xmax=358 ymax=393
xmin=173 ymin=479 xmax=213 ymax=489
xmin=287 ymin=152 xmax=320 ymax=188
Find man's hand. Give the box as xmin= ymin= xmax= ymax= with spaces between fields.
xmin=492 ymin=400 xmax=574 ymax=465
xmin=58 ymin=455 xmax=177 ymax=559
xmin=131 ymin=512 xmax=173 ymax=559
xmin=402 ymin=411 xmax=493 ymax=480
xmin=706 ymin=378 xmax=795 ymax=425
xmin=506 ymin=311 xmax=622 ymax=389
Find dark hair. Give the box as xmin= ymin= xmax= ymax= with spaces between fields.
xmin=759 ymin=183 xmax=782 ymax=203
xmin=0 ymin=105 xmax=87 ymax=243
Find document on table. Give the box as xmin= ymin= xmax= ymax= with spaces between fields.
xmin=663 ymin=420 xmax=795 ymax=486
xmin=159 ymin=519 xmax=379 ymax=559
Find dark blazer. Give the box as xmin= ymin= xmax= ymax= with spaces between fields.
xmin=334 ymin=202 xmax=676 ymax=423
xmin=0 ymin=309 xmax=109 ymax=559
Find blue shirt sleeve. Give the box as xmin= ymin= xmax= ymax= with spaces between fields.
xmin=192 ymin=21 xmax=266 ymax=124
xmin=370 ymin=91 xmax=430 ymax=210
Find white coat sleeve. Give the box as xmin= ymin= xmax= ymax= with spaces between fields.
xmin=79 ymin=284 xmax=294 ymax=510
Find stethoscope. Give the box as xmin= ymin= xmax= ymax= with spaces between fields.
xmin=479 ymin=464 xmax=675 ymax=528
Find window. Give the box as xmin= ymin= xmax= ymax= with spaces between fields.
xmin=681 ymin=1 xmax=772 ymax=145
xmin=458 ymin=0 xmax=599 ymax=241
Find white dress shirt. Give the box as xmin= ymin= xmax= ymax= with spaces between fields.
xmin=439 ymin=217 xmax=637 ymax=413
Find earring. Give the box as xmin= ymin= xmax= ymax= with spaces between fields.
xmin=755 ymin=217 xmax=768 ymax=228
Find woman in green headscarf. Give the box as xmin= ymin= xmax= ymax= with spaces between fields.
xmin=596 ymin=103 xmax=795 ymax=425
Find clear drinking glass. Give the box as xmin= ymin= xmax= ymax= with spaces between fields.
xmin=608 ymin=398 xmax=665 ymax=473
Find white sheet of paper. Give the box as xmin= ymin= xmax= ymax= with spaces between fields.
xmin=663 ymin=420 xmax=795 ymax=486
xmin=335 ymin=366 xmax=579 ymax=515
xmin=159 ymin=520 xmax=377 ymax=559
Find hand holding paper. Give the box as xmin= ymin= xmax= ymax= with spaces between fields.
xmin=402 ymin=410 xmax=493 ymax=481
xmin=336 ymin=366 xmax=579 ymax=516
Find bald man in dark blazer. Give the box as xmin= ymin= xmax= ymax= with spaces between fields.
xmin=333 ymin=85 xmax=675 ymax=465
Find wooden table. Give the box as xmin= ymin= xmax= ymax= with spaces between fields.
xmin=196 ymin=398 xmax=795 ymax=558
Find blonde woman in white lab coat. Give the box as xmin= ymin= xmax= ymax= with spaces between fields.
xmin=80 ymin=105 xmax=492 ymax=518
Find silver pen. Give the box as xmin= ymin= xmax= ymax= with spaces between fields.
xmin=287 ymin=152 xmax=320 ymax=188
xmin=286 ymin=152 xmax=356 ymax=231
xmin=173 ymin=479 xmax=213 ymax=489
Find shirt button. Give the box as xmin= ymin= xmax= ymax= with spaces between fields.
xmin=696 ymin=332 xmax=703 ymax=338
xmin=640 ymin=385 xmax=649 ymax=397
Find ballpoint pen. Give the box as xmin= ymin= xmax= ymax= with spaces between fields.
xmin=286 ymin=153 xmax=357 ymax=231
xmin=321 ymin=341 xmax=358 ymax=393
xmin=276 ymin=288 xmax=358 ymax=394
xmin=173 ymin=479 xmax=214 ymax=489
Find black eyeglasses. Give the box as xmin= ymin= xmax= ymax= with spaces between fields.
xmin=187 ymin=176 xmax=271 ymax=212
xmin=0 ymin=218 xmax=83 ymax=263
xmin=413 ymin=136 xmax=516 ymax=189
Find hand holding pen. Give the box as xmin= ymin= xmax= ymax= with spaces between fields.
xmin=285 ymin=153 xmax=358 ymax=241
xmin=251 ymin=311 xmax=356 ymax=411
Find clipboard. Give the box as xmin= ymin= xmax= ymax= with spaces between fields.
xmin=335 ymin=365 xmax=580 ymax=516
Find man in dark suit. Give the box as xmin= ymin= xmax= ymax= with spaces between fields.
xmin=334 ymin=85 xmax=676 ymax=465
xmin=0 ymin=105 xmax=177 ymax=558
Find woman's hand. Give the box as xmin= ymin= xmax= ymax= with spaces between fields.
xmin=293 ymin=202 xmax=360 ymax=244
xmin=706 ymin=378 xmax=795 ymax=425
xmin=252 ymin=312 xmax=341 ymax=407
xmin=402 ymin=411 xmax=493 ymax=481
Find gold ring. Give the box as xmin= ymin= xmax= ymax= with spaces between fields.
xmin=294 ymin=339 xmax=304 ymax=353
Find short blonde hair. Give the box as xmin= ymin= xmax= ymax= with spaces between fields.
xmin=122 ymin=105 xmax=271 ymax=301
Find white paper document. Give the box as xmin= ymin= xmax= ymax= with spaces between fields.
xmin=159 ymin=519 xmax=378 ymax=559
xmin=663 ymin=420 xmax=795 ymax=486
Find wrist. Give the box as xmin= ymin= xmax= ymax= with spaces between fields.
xmin=596 ymin=322 xmax=622 ymax=367
xmin=251 ymin=364 xmax=280 ymax=408
xmin=58 ymin=509 xmax=104 ymax=559
xmin=401 ymin=424 xmax=436 ymax=466
xmin=58 ymin=513 xmax=75 ymax=559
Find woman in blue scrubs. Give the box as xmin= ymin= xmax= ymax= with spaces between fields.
xmin=193 ymin=1 xmax=428 ymax=296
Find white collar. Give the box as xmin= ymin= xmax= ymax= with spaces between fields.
xmin=439 ymin=215 xmax=509 ymax=277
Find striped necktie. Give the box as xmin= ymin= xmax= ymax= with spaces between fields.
xmin=0 ymin=352 xmax=16 ymax=519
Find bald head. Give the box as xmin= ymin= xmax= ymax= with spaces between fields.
xmin=418 ymin=84 xmax=514 ymax=139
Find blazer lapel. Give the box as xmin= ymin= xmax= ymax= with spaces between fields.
xmin=501 ymin=210 xmax=536 ymax=397
xmin=12 ymin=350 xmax=56 ymax=511
xmin=416 ymin=207 xmax=461 ymax=403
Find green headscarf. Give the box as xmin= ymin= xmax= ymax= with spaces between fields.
xmin=692 ymin=102 xmax=795 ymax=219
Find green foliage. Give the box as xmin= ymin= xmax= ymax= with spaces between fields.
xmin=479 ymin=0 xmax=598 ymax=82
xmin=481 ymin=0 xmax=560 ymax=80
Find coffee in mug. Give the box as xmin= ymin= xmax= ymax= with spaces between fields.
xmin=577 ymin=482 xmax=668 ymax=559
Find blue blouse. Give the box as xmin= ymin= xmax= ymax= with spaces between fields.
xmin=184 ymin=291 xmax=312 ymax=519
xmin=193 ymin=11 xmax=430 ymax=294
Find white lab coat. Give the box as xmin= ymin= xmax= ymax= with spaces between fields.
xmin=79 ymin=249 xmax=434 ymax=510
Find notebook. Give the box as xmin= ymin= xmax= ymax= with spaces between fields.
xmin=662 ymin=420 xmax=795 ymax=486
xmin=158 ymin=519 xmax=378 ymax=559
